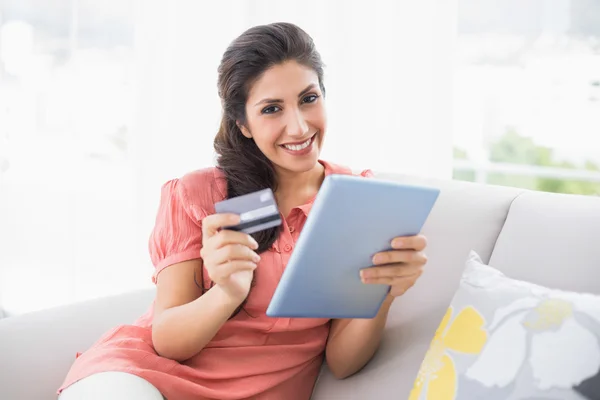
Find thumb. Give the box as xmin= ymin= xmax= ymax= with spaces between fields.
xmin=202 ymin=213 xmax=241 ymax=238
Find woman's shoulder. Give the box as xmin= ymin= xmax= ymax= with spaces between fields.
xmin=321 ymin=159 xmax=374 ymax=178
xmin=161 ymin=167 xmax=226 ymax=218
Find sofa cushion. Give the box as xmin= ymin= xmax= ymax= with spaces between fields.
xmin=311 ymin=175 xmax=525 ymax=399
xmin=409 ymin=251 xmax=600 ymax=400
xmin=490 ymin=191 xmax=600 ymax=295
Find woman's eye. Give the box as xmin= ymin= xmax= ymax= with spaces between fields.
xmin=262 ymin=105 xmax=280 ymax=114
xmin=302 ymin=94 xmax=319 ymax=104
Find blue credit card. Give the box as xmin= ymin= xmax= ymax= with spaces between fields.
xmin=214 ymin=188 xmax=282 ymax=234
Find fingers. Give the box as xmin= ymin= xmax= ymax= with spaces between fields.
xmin=372 ymin=250 xmax=428 ymax=266
xmin=210 ymin=229 xmax=259 ymax=250
xmin=202 ymin=213 xmax=241 ymax=239
xmin=202 ymin=240 xmax=260 ymax=284
xmin=212 ymin=243 xmax=261 ymax=264
xmin=200 ymin=213 xmax=262 ymax=285
xmin=201 ymin=219 xmax=259 ymax=262
xmin=211 ymin=261 xmax=258 ymax=284
xmin=362 ymin=234 xmax=428 ymax=289
xmin=201 ymin=241 xmax=260 ymax=269
xmin=361 ymin=264 xmax=423 ymax=281
xmin=390 ymin=234 xmax=427 ymax=251
xmin=361 ymin=269 xmax=423 ymax=285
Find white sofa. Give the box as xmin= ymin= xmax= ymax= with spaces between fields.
xmin=1 ymin=172 xmax=599 ymax=400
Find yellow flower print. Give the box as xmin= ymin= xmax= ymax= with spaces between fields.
xmin=409 ymin=306 xmax=488 ymax=400
xmin=522 ymin=298 xmax=573 ymax=331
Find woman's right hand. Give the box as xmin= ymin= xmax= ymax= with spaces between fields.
xmin=200 ymin=213 xmax=261 ymax=304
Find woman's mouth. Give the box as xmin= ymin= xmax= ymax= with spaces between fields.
xmin=280 ymin=133 xmax=316 ymax=155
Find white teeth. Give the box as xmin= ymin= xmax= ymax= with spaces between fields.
xmin=283 ymin=137 xmax=312 ymax=151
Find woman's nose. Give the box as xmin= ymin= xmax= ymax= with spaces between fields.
xmin=286 ymin=108 xmax=309 ymax=138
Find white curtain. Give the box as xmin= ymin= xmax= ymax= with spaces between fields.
xmin=0 ymin=0 xmax=456 ymax=316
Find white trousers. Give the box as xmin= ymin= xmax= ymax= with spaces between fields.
xmin=58 ymin=371 xmax=165 ymax=400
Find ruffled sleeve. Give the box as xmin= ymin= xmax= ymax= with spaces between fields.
xmin=148 ymin=178 xmax=207 ymax=283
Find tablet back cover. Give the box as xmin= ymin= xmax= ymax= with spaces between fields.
xmin=266 ymin=174 xmax=440 ymax=319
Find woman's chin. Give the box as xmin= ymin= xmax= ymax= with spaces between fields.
xmin=274 ymin=151 xmax=321 ymax=175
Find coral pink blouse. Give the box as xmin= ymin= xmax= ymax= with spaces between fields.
xmin=58 ymin=160 xmax=373 ymax=400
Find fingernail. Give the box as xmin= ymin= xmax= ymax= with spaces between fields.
xmin=372 ymin=254 xmax=383 ymax=264
xmin=360 ymin=270 xmax=370 ymax=280
xmin=392 ymin=239 xmax=403 ymax=248
xmin=253 ymin=254 xmax=261 ymax=262
xmin=251 ymin=239 xmax=259 ymax=249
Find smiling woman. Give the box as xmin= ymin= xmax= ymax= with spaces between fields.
xmin=56 ymin=22 xmax=430 ymax=400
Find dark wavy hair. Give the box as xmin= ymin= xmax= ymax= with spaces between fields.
xmin=205 ymin=23 xmax=325 ymax=316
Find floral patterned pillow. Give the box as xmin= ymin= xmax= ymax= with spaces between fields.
xmin=409 ymin=250 xmax=600 ymax=400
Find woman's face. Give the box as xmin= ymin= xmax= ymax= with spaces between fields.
xmin=239 ymin=60 xmax=326 ymax=176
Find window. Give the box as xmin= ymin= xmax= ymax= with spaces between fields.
xmin=0 ymin=0 xmax=138 ymax=315
xmin=453 ymin=0 xmax=600 ymax=196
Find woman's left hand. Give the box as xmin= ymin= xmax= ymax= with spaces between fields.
xmin=360 ymin=234 xmax=428 ymax=298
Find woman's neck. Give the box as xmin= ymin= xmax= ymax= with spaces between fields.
xmin=274 ymin=162 xmax=325 ymax=216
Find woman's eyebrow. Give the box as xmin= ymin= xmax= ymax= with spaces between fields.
xmin=254 ymin=97 xmax=283 ymax=107
xmin=254 ymin=83 xmax=317 ymax=107
xmin=297 ymin=83 xmax=316 ymax=98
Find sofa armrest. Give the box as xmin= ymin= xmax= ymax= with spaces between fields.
xmin=0 ymin=288 xmax=155 ymax=400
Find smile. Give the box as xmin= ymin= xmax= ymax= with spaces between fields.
xmin=281 ymin=134 xmax=316 ymax=151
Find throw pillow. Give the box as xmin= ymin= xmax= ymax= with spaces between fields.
xmin=409 ymin=250 xmax=600 ymax=400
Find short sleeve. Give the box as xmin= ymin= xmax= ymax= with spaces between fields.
xmin=148 ymin=178 xmax=207 ymax=283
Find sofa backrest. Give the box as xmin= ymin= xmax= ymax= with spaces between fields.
xmin=489 ymin=190 xmax=600 ymax=295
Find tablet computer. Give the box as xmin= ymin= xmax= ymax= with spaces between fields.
xmin=266 ymin=174 xmax=440 ymax=319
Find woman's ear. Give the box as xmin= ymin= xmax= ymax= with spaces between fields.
xmin=237 ymin=122 xmax=252 ymax=139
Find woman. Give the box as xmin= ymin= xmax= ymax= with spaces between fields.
xmin=58 ymin=22 xmax=428 ymax=400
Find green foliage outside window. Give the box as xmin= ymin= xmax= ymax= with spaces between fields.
xmin=453 ymin=128 xmax=600 ymax=196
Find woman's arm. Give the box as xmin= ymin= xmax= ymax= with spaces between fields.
xmin=151 ymin=259 xmax=242 ymax=362
xmin=325 ymin=234 xmax=428 ymax=379
xmin=325 ymin=295 xmax=395 ymax=379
